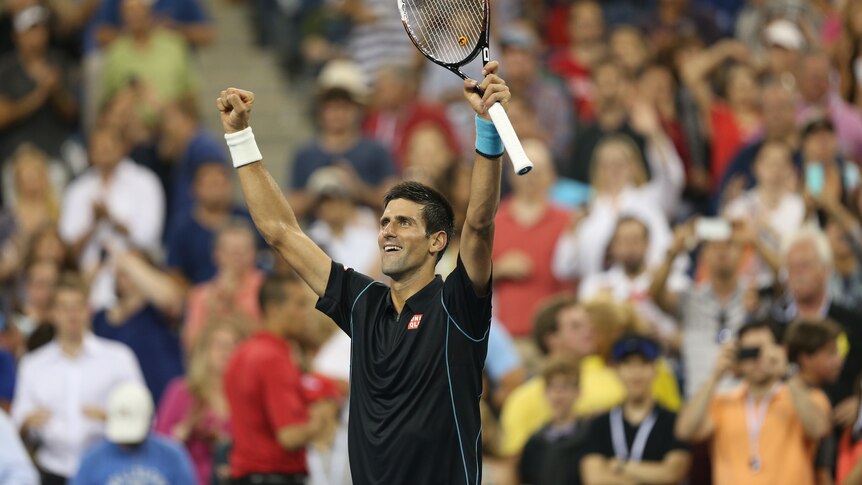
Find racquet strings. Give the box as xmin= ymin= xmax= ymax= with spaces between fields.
xmin=400 ymin=0 xmax=485 ymax=65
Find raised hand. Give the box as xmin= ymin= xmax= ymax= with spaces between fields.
xmin=216 ymin=88 xmax=255 ymax=134
xmin=463 ymin=61 xmax=510 ymax=120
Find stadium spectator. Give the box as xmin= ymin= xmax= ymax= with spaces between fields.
xmin=637 ymin=63 xmax=694 ymax=183
xmin=797 ymin=52 xmax=862 ymax=164
xmin=94 ymin=0 xmax=214 ymax=46
xmin=58 ymin=125 xmax=165 ymax=309
xmin=0 ymin=5 xmax=78 ymax=165
xmin=581 ymin=334 xmax=691 ymax=485
xmin=718 ymin=80 xmax=802 ymax=204
xmin=499 ymin=24 xmax=574 ymax=165
xmin=0 ymin=408 xmax=38 ymax=484
xmin=518 ymin=357 xmax=587 ymax=485
xmin=363 ymin=64 xmax=459 ymax=171
xmin=306 ymin=166 xmax=380 ymax=278
xmin=836 ymin=0 xmax=862 ymax=110
xmin=640 ymin=0 xmax=722 ymax=55
xmin=92 ymin=248 xmax=185 ymax=404
xmin=9 ymin=258 xmax=59 ymax=351
xmin=166 ymin=162 xmax=255 ymax=286
xmin=71 ymin=382 xmax=197 ymax=484
xmin=290 ymin=60 xmax=396 ymax=218
xmin=155 ymin=317 xmax=247 ymax=485
xmin=761 ymin=19 xmax=805 ymax=79
xmin=675 ymin=320 xmax=831 ymax=485
xmin=609 ymin=26 xmax=651 ymax=76
xmin=799 ymin=117 xmax=860 ymax=203
xmin=183 ymin=222 xmax=263 ymax=351
xmin=492 ymin=143 xmax=569 ymax=345
xmin=99 ymin=0 xmax=199 ymax=109
xmin=579 ymin=216 xmax=686 ymax=344
xmin=819 ymin=198 xmax=862 ymax=309
xmin=764 ymin=229 xmax=862 ymax=419
xmin=157 ymin=99 xmax=228 ymax=225
xmin=2 ymin=143 xmax=62 ymax=239
xmin=650 ymin=220 xmax=749 ymax=396
xmin=225 ymin=272 xmax=335 ymax=484
xmin=11 ymin=273 xmax=144 ymax=483
xmin=680 ymin=39 xmax=762 ymax=190
xmin=547 ymin=0 xmax=606 ymax=122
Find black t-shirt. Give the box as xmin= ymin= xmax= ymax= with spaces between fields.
xmin=519 ymin=422 xmax=590 ymax=485
xmin=583 ymin=405 xmax=688 ymax=463
xmin=316 ymin=256 xmax=492 ymax=485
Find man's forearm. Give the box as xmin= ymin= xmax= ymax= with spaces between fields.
xmin=623 ymin=453 xmax=690 ymax=484
xmin=786 ymin=375 xmax=830 ymax=440
xmin=676 ymin=373 xmax=719 ymax=441
xmin=464 ymin=153 xmax=502 ymax=233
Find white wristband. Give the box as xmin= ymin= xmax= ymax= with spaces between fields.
xmin=224 ymin=127 xmax=263 ymax=168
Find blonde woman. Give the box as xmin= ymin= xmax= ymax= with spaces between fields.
xmin=155 ymin=317 xmax=248 ymax=485
xmin=554 ymin=107 xmax=684 ymax=279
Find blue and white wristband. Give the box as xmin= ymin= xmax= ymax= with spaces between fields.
xmin=225 ymin=126 xmax=263 ymax=168
xmin=475 ymin=115 xmax=504 ymax=159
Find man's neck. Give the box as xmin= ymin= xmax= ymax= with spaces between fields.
xmin=623 ymin=396 xmax=654 ymax=424
xmin=389 ymin=266 xmax=436 ymax=315
xmin=550 ymin=414 xmax=577 ymax=428
xmin=195 ymin=204 xmax=231 ymax=228
xmin=597 ymin=106 xmax=627 ymax=131
xmin=621 ymin=263 xmax=645 ymax=279
xmin=58 ymin=333 xmax=85 ymax=357
xmin=796 ymin=291 xmax=827 ymax=318
xmin=747 ymin=378 xmax=779 ymax=401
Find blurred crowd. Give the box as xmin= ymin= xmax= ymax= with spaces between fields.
xmin=2 ymin=0 xmax=862 ymax=483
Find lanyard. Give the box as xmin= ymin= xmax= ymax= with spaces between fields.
xmin=610 ymin=407 xmax=658 ymax=462
xmin=744 ymin=383 xmax=780 ymax=472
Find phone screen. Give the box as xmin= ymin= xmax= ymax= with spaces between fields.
xmin=806 ymin=162 xmax=825 ymax=197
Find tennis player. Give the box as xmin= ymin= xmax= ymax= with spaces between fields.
xmin=217 ymin=61 xmax=510 ymax=485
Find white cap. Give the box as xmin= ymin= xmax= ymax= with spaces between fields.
xmin=307 ymin=166 xmax=353 ymax=199
xmin=317 ymin=59 xmax=369 ymax=104
xmin=13 ymin=6 xmax=48 ymax=33
xmin=765 ymin=19 xmax=805 ymax=51
xmin=106 ymin=382 xmax=153 ymax=444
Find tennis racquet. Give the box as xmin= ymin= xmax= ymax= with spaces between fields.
xmin=397 ymin=0 xmax=533 ymax=175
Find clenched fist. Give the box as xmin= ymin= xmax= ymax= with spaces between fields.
xmin=216 ymin=88 xmax=255 ymax=134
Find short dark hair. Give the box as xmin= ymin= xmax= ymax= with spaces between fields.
xmin=383 ymin=181 xmax=455 ymax=262
xmin=737 ymin=319 xmax=782 ymax=344
xmin=541 ymin=356 xmax=580 ymax=387
xmin=258 ymin=271 xmax=303 ymax=313
xmin=613 ymin=215 xmax=649 ymax=240
xmin=51 ymin=272 xmax=88 ymax=306
xmin=785 ymin=319 xmax=842 ymax=364
xmin=532 ymin=294 xmax=579 ymax=355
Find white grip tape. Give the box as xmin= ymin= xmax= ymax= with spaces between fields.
xmin=487 ymin=103 xmax=533 ymax=175
xmin=225 ymin=127 xmax=263 ymax=168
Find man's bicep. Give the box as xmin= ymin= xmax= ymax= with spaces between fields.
xmin=442 ymin=256 xmax=492 ymax=339
xmin=458 ymin=226 xmax=493 ymax=295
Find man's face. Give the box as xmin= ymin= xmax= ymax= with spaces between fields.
xmin=786 ymin=241 xmax=828 ymax=303
xmin=615 ymin=355 xmax=657 ymax=402
xmin=826 ymin=221 xmax=851 ymax=260
xmin=89 ymin=130 xmax=124 ymax=174
xmin=802 ymin=339 xmax=843 ymax=385
xmin=15 ymin=23 xmax=48 ymax=56
xmin=26 ymin=262 xmax=58 ymax=309
xmin=214 ymin=230 xmax=256 ymax=276
xmin=266 ymin=282 xmax=316 ymax=342
xmin=703 ymin=240 xmax=742 ymax=279
xmin=737 ymin=328 xmax=777 ymax=386
xmin=52 ymin=289 xmax=90 ymax=339
xmin=753 ymin=143 xmax=792 ymax=190
xmin=545 ymin=374 xmax=579 ymax=422
xmin=797 ymin=56 xmax=830 ymax=103
xmin=610 ymin=220 xmax=648 ymax=274
xmin=378 ymin=199 xmax=443 ymax=279
xmin=319 ymin=98 xmax=362 ymax=134
xmin=593 ymin=64 xmax=628 ymax=109
xmin=556 ymin=306 xmax=596 ymax=357
xmin=500 ymin=46 xmax=536 ymax=86
xmin=568 ymin=2 xmax=603 ymax=44
xmin=121 ymin=0 xmax=152 ymax=33
xmin=762 ymin=86 xmax=797 ymax=141
xmin=193 ymin=164 xmax=232 ymax=211
xmin=802 ymin=129 xmax=837 ymax=163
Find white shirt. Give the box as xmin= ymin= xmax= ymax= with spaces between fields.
xmin=308 ymin=207 xmax=379 ymax=276
xmin=11 ymin=333 xmax=144 ymax=477
xmin=0 ymin=409 xmax=38 ymax=485
xmin=59 ymin=159 xmax=165 ymax=308
xmin=579 ymin=264 xmax=689 ymax=339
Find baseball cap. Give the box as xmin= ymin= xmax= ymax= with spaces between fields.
xmin=13 ymin=6 xmax=49 ymax=33
xmin=611 ymin=334 xmax=660 ymax=363
xmin=500 ymin=25 xmax=538 ymax=51
xmin=317 ymin=59 xmax=369 ymax=105
xmin=765 ymin=19 xmax=805 ymax=51
xmin=106 ymin=382 xmax=154 ymax=444
xmin=307 ymin=166 xmax=353 ymax=200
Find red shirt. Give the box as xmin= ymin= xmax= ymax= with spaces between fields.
xmin=362 ymin=102 xmax=459 ymax=172
xmin=548 ymin=51 xmax=594 ymax=122
xmin=492 ymin=200 xmax=570 ymax=337
xmin=225 ymin=331 xmax=309 ymax=477
xmin=709 ymin=103 xmax=746 ymax=190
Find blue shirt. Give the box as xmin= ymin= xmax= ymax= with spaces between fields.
xmin=71 ymin=435 xmax=196 ymax=485
xmin=169 ymin=130 xmax=228 ymax=225
xmin=0 ymin=349 xmax=14 ymax=402
xmin=94 ymin=0 xmax=210 ymax=30
xmin=165 ymin=207 xmax=256 ymax=285
xmin=485 ymin=319 xmax=522 ymax=382
xmin=92 ymin=306 xmax=184 ymax=404
xmin=290 ymin=138 xmax=395 ymax=189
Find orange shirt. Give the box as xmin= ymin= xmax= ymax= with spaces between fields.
xmin=709 ymin=384 xmax=831 ymax=485
xmin=183 ymin=270 xmax=264 ymax=351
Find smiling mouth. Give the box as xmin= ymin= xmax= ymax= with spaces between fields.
xmin=384 ymin=245 xmax=402 ymax=253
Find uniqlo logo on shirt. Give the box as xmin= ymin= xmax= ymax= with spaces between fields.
xmin=407 ymin=314 xmax=423 ymax=330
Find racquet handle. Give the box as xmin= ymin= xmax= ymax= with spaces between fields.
xmin=487 ymin=103 xmax=533 ymax=175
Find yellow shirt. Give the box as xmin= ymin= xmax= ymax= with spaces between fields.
xmin=709 ymin=384 xmax=831 ymax=485
xmin=499 ymin=355 xmax=681 ymax=456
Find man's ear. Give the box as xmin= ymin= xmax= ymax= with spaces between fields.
xmin=429 ymin=230 xmax=448 ymax=256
